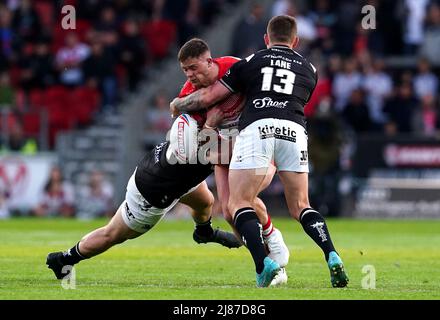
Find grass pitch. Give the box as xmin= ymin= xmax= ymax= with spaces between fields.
xmin=0 ymin=217 xmax=439 ymax=300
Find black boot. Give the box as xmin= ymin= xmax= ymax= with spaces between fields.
xmin=193 ymin=228 xmax=242 ymax=249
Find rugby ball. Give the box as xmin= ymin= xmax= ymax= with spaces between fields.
xmin=167 ymin=114 xmax=199 ymax=164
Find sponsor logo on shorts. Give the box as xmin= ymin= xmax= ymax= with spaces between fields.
xmin=300 ymin=150 xmax=308 ymax=165
xmin=160 ymin=195 xmax=169 ymax=204
xmin=235 ymin=155 xmax=243 ymax=163
xmin=140 ymin=199 xmax=152 ymax=212
xmin=253 ymin=97 xmax=288 ymax=109
xmin=258 ymin=124 xmax=296 ymax=142
xmin=125 ymin=203 xmax=135 ymax=220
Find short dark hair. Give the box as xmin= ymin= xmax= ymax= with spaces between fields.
xmin=178 ymin=38 xmax=210 ymax=62
xmin=267 ymin=15 xmax=297 ymax=44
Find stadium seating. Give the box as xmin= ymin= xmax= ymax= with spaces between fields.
xmin=66 ymin=87 xmax=100 ymax=126
xmin=34 ymin=1 xmax=54 ymax=31
xmin=22 ymin=112 xmax=41 ymax=139
xmin=27 ymin=86 xmax=100 ymax=147
xmin=141 ymin=20 xmax=177 ymax=60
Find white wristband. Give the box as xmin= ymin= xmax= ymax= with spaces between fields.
xmin=203 ymin=124 xmax=215 ymax=130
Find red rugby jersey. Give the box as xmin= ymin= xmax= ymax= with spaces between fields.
xmin=178 ymin=56 xmax=245 ymax=127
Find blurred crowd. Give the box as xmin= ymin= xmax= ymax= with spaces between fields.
xmin=0 ymin=0 xmax=238 ymax=219
xmin=145 ymin=0 xmax=440 ymax=139
xmin=0 ymin=0 xmax=237 ymax=150
xmin=0 ymin=164 xmax=115 ymax=219
xmin=143 ymin=0 xmax=440 ymax=216
xmin=144 ymin=0 xmax=440 ymax=143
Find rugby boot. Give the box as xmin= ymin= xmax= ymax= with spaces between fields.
xmin=256 ymin=257 xmax=280 ymax=288
xmin=328 ymin=251 xmax=349 ymax=288
xmin=46 ymin=252 xmax=71 ymax=280
xmin=193 ymin=228 xmax=242 ymax=248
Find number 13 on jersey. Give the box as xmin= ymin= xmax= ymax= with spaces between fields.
xmin=261 ymin=67 xmax=296 ymax=95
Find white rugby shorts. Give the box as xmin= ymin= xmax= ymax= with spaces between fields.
xmin=121 ymin=169 xmax=199 ymax=233
xmin=229 ymin=118 xmax=309 ymax=172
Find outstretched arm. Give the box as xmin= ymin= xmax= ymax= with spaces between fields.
xmin=170 ymin=81 xmax=232 ymax=116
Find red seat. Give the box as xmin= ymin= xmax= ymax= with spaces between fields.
xmin=44 ymin=86 xmax=67 ymax=115
xmin=45 ymin=86 xmax=67 ymax=101
xmin=34 ymin=1 xmax=54 ymax=30
xmin=40 ymin=86 xmax=73 ymax=129
xmin=141 ymin=20 xmax=177 ymax=60
xmin=29 ymin=89 xmax=45 ymax=110
xmin=63 ymin=0 xmax=77 ymax=5
xmin=67 ymin=87 xmax=100 ymax=125
xmin=0 ymin=112 xmax=18 ymax=132
xmin=8 ymin=65 xmax=22 ymax=88
xmin=27 ymin=84 xmax=100 ymax=148
xmin=22 ymin=112 xmax=41 ymax=137
xmin=14 ymin=89 xmax=26 ymax=112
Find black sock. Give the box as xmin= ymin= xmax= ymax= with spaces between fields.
xmin=61 ymin=242 xmax=88 ymax=265
xmin=194 ymin=217 xmax=214 ymax=238
xmin=234 ymin=207 xmax=267 ymax=274
xmin=299 ymin=208 xmax=336 ymax=262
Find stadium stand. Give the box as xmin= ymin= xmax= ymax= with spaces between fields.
xmin=1 ymin=0 xmax=440 ymax=218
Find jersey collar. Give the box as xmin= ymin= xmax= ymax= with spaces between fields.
xmin=271 ymin=45 xmax=293 ymax=51
xmin=270 ymin=45 xmax=302 ymax=57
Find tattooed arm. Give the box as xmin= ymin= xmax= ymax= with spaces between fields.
xmin=170 ymin=81 xmax=232 ymax=117
xmin=170 ymin=90 xmax=204 ymax=117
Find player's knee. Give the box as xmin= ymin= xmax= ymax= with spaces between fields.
xmin=228 ymin=199 xmax=245 ymax=218
xmin=227 ymin=200 xmax=236 ymax=218
xmin=253 ymin=198 xmax=268 ymax=224
xmin=289 ymin=199 xmax=310 ymax=220
xmin=203 ymin=192 xmax=215 ymax=213
xmin=194 ymin=192 xmax=215 ymax=216
xmin=260 ymin=172 xmax=274 ymax=192
xmin=253 ymin=198 xmax=266 ymax=214
xmin=207 ymin=192 xmax=215 ymax=210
